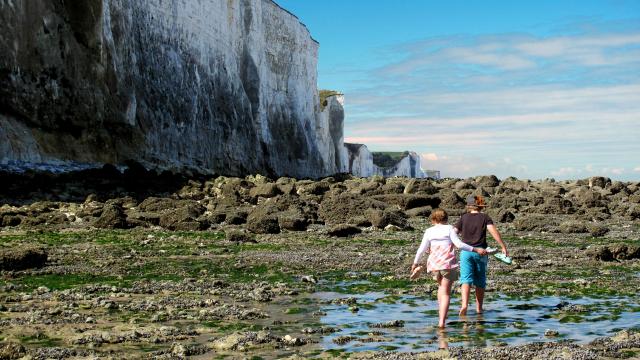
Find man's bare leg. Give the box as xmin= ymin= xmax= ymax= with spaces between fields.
xmin=475 ymin=286 xmax=485 ymax=314
xmin=459 ymin=283 xmax=470 ymax=316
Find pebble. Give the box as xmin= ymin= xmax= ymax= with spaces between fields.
xmin=544 ymin=329 xmax=560 ymax=337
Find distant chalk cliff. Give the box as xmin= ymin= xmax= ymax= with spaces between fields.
xmin=344 ymin=144 xmax=426 ymax=178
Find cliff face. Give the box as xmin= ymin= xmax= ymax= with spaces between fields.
xmin=0 ymin=0 xmax=341 ymax=178
xmin=344 ymin=144 xmax=425 ymax=178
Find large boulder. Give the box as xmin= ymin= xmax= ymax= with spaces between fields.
xmin=365 ymin=208 xmax=410 ymax=230
xmin=370 ymin=194 xmax=440 ymax=211
xmin=249 ymin=183 xmax=282 ymax=199
xmin=159 ymin=204 xmax=207 ymax=231
xmin=405 ymin=206 xmax=432 ymax=218
xmin=588 ymin=176 xmax=611 ymax=189
xmin=513 ymin=214 xmax=559 ymax=232
xmin=0 ymin=246 xmax=48 ymax=271
xmin=246 ymin=213 xmax=280 ymax=234
xmin=558 ymin=220 xmax=589 ymax=234
xmin=319 ymin=193 xmax=386 ymax=225
xmin=94 ymin=204 xmax=128 ymax=229
xmin=327 ymin=224 xmax=361 ymax=237
xmin=475 ymin=175 xmax=500 ymax=188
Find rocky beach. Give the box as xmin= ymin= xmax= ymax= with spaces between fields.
xmin=1 ymin=168 xmax=639 ymax=359
xmin=1 ymin=0 xmax=639 ymax=358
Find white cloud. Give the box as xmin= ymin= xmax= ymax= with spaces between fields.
xmin=380 ymin=31 xmax=640 ymax=76
xmin=423 ymin=153 xmax=438 ymax=161
xmin=341 ymin=24 xmax=640 ymax=180
xmin=551 ymin=167 xmax=581 ymax=177
xmin=602 ymin=167 xmax=625 ymax=175
xmin=421 ymin=153 xmax=529 ymax=179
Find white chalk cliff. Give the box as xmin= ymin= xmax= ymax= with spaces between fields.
xmin=344 ymin=143 xmax=426 ymax=178
xmin=0 ymin=0 xmax=345 ymax=178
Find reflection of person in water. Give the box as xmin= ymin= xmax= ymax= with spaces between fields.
xmin=437 ymin=328 xmax=449 ymax=349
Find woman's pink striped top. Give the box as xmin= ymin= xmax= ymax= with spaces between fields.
xmin=413 ymin=224 xmax=474 ymax=271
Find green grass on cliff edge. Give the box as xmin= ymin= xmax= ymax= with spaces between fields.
xmin=319 ymin=89 xmax=342 ymax=109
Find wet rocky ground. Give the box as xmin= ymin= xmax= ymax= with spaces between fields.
xmin=1 ymin=167 xmax=639 ymax=359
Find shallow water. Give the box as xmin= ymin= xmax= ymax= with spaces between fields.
xmin=312 ymin=291 xmax=640 ymax=352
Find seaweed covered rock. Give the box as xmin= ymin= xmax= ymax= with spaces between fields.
xmin=558 ymin=220 xmax=589 ymax=234
xmin=319 ymin=193 xmax=386 ymax=225
xmin=0 ymin=246 xmax=48 ymax=270
xmin=513 ymin=214 xmax=559 ymax=232
xmin=246 ymin=213 xmax=280 ymax=234
xmin=327 ymin=224 xmax=361 ymax=237
xmin=159 ymin=204 xmax=207 ymax=231
xmin=94 ymin=204 xmax=128 ymax=229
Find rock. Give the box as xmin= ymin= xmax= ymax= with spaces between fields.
xmin=627 ymin=205 xmax=640 ymax=220
xmin=327 ymin=224 xmax=361 ymax=237
xmin=333 ymin=335 xmax=358 ymax=345
xmin=94 ymin=204 xmax=128 ymax=229
xmin=513 ymin=214 xmax=558 ymax=232
xmin=365 ymin=208 xmax=410 ymax=230
xmin=370 ymin=320 xmax=404 ymax=328
xmin=544 ymin=329 xmax=560 ymax=337
xmin=475 ymin=175 xmax=500 ymax=188
xmin=170 ymin=342 xmax=188 ymax=357
xmin=0 ymin=342 xmax=26 ymax=360
xmin=405 ymin=206 xmax=432 ymax=218
xmin=1 ymin=215 xmax=22 ymax=227
xmin=588 ymin=224 xmax=609 ymax=237
xmin=246 ymin=214 xmax=280 ymax=234
xmin=584 ymin=245 xmax=638 ymax=261
xmin=559 ymin=221 xmax=589 ymax=234
xmin=297 ymin=181 xmax=331 ymax=196
xmin=225 ymin=210 xmax=249 ymax=225
xmin=211 ymin=331 xmax=273 ymax=351
xmin=249 ymin=183 xmax=282 ymax=199
xmin=281 ymin=334 xmax=306 ymax=346
xmin=278 ymin=215 xmax=309 ymax=231
xmin=319 ymin=193 xmax=386 ymax=225
xmin=0 ymin=246 xmax=48 ymax=271
xmin=159 ymin=204 xmax=206 ymax=231
xmin=437 ymin=190 xmax=465 ymax=210
xmin=588 ymin=176 xmax=610 ymax=189
xmin=225 ymin=230 xmax=257 ymax=244
xmin=301 ymin=275 xmax=317 ymax=284
xmin=384 ymin=224 xmax=402 ymax=231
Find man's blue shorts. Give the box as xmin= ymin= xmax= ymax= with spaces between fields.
xmin=459 ymin=250 xmax=488 ymax=288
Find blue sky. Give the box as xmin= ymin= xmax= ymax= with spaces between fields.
xmin=276 ymin=0 xmax=640 ymax=180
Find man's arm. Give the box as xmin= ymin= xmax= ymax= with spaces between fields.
xmin=487 ymin=224 xmax=508 ymax=256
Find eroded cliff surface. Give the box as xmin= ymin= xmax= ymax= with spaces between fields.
xmin=0 ymin=0 xmax=340 ymax=178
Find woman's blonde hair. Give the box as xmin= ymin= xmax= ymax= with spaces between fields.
xmin=430 ymin=208 xmax=448 ymax=223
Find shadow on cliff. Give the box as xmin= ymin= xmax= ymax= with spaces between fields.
xmin=0 ymin=161 xmax=209 ymax=206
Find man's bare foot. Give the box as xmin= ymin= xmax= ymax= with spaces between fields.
xmin=476 ymin=307 xmax=483 ymax=314
xmin=438 ymin=322 xmax=445 ymax=328
xmin=459 ymin=307 xmax=467 ymax=316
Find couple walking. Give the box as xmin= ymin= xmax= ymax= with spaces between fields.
xmin=410 ymin=195 xmax=509 ymax=328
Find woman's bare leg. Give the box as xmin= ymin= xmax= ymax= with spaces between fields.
xmin=438 ymin=277 xmax=453 ymax=328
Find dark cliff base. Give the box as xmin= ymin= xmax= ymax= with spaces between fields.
xmin=0 ymin=162 xmax=211 ymax=206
